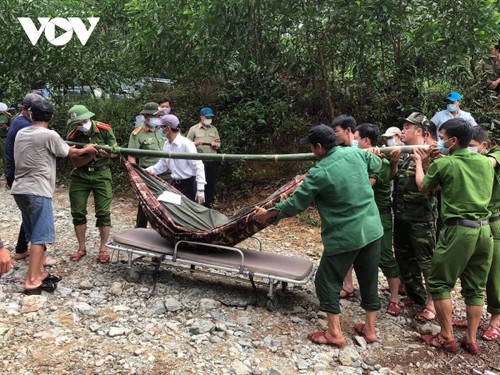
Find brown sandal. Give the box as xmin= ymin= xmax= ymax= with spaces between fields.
xmin=307 ymin=330 xmax=344 ymax=347
xmin=422 ymin=333 xmax=458 ymax=353
xmin=70 ymin=249 xmax=86 ymax=262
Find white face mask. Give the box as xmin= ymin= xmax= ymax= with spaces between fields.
xmin=386 ymin=138 xmax=398 ymax=147
xmin=467 ymin=146 xmax=479 ymax=153
xmin=78 ymin=120 xmax=92 ymax=133
xmin=202 ymin=118 xmax=212 ymax=126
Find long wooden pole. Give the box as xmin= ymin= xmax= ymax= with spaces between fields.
xmin=66 ymin=142 xmax=429 ymax=162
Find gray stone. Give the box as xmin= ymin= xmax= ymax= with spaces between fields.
xmin=148 ymin=301 xmax=166 ymax=316
xmin=108 ymin=327 xmax=127 ymax=337
xmin=165 ymin=298 xmax=182 ymax=312
xmin=109 ymin=282 xmax=123 ymax=296
xmin=231 ymin=361 xmax=251 ymax=375
xmin=353 ymin=335 xmax=367 ymax=349
xmin=417 ymin=322 xmax=441 ymax=336
xmin=198 ymin=298 xmax=220 ymax=312
xmin=189 ymin=319 xmax=214 ymax=335
xmin=73 ymin=302 xmax=98 ymax=316
xmin=79 ymin=280 xmax=93 ymax=290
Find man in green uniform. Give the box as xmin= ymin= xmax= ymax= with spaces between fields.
xmin=0 ymin=102 xmax=12 ymax=172
xmin=354 ymin=123 xmax=401 ymax=316
xmin=254 ymin=124 xmax=383 ymax=348
xmin=476 ymin=40 xmax=500 ymax=94
xmin=128 ymin=102 xmax=165 ymax=228
xmin=469 ymin=127 xmax=500 ymax=342
xmin=186 ymin=107 xmax=221 ymax=208
xmin=391 ymin=112 xmax=437 ymax=321
xmin=414 ymin=118 xmax=494 ymax=354
xmin=66 ymin=105 xmax=117 ymax=263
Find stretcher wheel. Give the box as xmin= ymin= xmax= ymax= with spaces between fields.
xmin=125 ymin=268 xmax=141 ymax=283
xmin=281 ymin=282 xmax=288 ymax=292
xmin=266 ymin=296 xmax=278 ymax=311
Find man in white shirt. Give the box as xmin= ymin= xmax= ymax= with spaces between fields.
xmin=146 ymin=114 xmax=206 ymax=204
xmin=430 ymin=91 xmax=477 ymax=138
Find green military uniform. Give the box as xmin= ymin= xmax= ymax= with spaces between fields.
xmin=477 ymin=56 xmax=500 ymax=92
xmin=272 ymin=146 xmax=383 ymax=314
xmin=67 ymin=115 xmax=117 ymax=227
xmin=393 ymin=153 xmax=438 ymax=305
xmin=128 ymin=125 xmax=165 ymax=168
xmin=186 ymin=120 xmax=221 ymax=208
xmin=0 ymin=110 xmax=11 ymax=171
xmin=370 ymin=158 xmax=399 ymax=279
xmin=487 ymin=150 xmax=500 ymax=314
xmin=423 ymin=148 xmax=494 ymax=305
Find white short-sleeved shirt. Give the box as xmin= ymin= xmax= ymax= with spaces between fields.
xmin=431 ymin=109 xmax=477 ymax=137
xmin=11 ymin=126 xmax=70 ymax=197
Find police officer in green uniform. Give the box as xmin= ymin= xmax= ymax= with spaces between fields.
xmin=414 ymin=118 xmax=494 ymax=354
xmin=0 ymin=102 xmax=12 ymax=172
xmin=187 ymin=107 xmax=221 ymax=208
xmin=66 ymin=105 xmax=117 ymax=263
xmin=391 ymin=112 xmax=437 ymax=320
xmin=127 ymin=102 xmax=165 ymax=228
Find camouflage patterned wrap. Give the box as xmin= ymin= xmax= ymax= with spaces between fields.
xmin=125 ymin=161 xmax=305 ymax=246
xmin=393 ymin=154 xmax=438 ymax=222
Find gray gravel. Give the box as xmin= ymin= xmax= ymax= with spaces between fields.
xmin=0 ymin=186 xmax=498 ymax=375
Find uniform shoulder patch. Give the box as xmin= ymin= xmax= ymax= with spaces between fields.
xmin=132 ymin=127 xmax=142 ymax=136
xmin=96 ymin=122 xmax=111 ymax=131
xmin=68 ymin=128 xmax=79 ymax=140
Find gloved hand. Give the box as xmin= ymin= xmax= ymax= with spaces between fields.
xmin=196 ymin=190 xmax=205 ymax=205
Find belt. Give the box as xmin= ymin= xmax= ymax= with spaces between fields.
xmin=78 ymin=165 xmax=110 ymax=172
xmin=445 ymin=218 xmax=489 ymax=228
xmin=489 ymin=215 xmax=500 ymax=223
xmin=172 ymin=176 xmax=195 ymax=185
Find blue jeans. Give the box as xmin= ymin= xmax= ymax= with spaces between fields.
xmin=13 ymin=195 xmax=55 ymax=245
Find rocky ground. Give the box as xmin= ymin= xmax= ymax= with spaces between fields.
xmin=0 ymin=185 xmax=499 ymax=375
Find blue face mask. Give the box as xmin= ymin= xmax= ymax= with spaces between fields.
xmin=437 ymin=139 xmax=451 ymax=155
xmin=447 ymin=104 xmax=457 ymax=113
xmin=149 ymin=118 xmax=161 ymax=127
xmin=351 ymin=139 xmax=360 ymax=149
xmin=159 ymin=128 xmax=165 ymax=137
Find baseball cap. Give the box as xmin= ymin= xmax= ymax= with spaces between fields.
xmin=140 ymin=102 xmax=160 ymax=115
xmin=402 ymin=112 xmax=429 ymax=128
xmin=160 ymin=114 xmax=180 ymax=129
xmin=67 ymin=105 xmax=95 ymax=125
xmin=30 ymin=101 xmax=54 ymax=116
xmin=445 ymin=91 xmax=462 ymax=102
xmin=299 ymin=124 xmax=335 ymax=146
xmin=21 ymin=93 xmax=44 ymax=107
xmin=200 ymin=107 xmax=215 ymax=117
xmin=381 ymin=126 xmax=401 ymax=137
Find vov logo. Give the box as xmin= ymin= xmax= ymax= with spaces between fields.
xmin=18 ymin=17 xmax=100 ymax=46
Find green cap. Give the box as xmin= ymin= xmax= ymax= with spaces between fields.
xmin=402 ymin=112 xmax=429 ymax=129
xmin=140 ymin=102 xmax=160 ymax=115
xmin=67 ymin=105 xmax=95 ymax=125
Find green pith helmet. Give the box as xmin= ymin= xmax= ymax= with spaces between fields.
xmin=67 ymin=105 xmax=95 ymax=125
xmin=140 ymin=102 xmax=160 ymax=115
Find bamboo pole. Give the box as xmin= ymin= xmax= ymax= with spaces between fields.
xmin=66 ymin=142 xmax=429 ymax=162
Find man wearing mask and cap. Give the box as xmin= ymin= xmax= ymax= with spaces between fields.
xmin=430 ymin=91 xmax=477 ymax=137
xmin=0 ymin=102 xmax=12 ymax=172
xmin=187 ymin=107 xmax=220 ymax=208
xmin=147 ymin=114 xmax=206 ymax=204
xmin=5 ymin=92 xmax=44 ymax=261
xmin=382 ymin=127 xmax=403 ymax=147
xmin=128 ymin=102 xmax=165 ymax=228
xmin=66 ymin=104 xmax=117 ymax=264
xmin=255 ymin=124 xmax=383 ymax=348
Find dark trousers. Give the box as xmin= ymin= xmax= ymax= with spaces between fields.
xmin=203 ymin=161 xmax=219 ymax=208
xmin=6 ymin=175 xmax=28 ymax=253
xmin=172 ymin=176 xmax=196 ymax=202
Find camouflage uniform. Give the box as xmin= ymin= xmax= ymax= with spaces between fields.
xmin=393 ymin=154 xmax=438 ymax=305
xmin=477 ymin=56 xmax=500 ymax=92
xmin=0 ymin=110 xmax=11 ymax=171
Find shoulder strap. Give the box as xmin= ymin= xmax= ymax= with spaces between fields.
xmin=132 ymin=127 xmax=142 ymax=136
xmin=96 ymin=122 xmax=111 ymax=131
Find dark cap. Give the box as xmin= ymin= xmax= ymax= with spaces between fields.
xmin=21 ymin=93 xmax=44 ymax=107
xmin=299 ymin=124 xmax=336 ymax=146
xmin=30 ymin=101 xmax=54 ymax=115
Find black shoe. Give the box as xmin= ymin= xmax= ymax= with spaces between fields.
xmin=43 ymin=274 xmax=62 ymax=283
xmin=23 ymin=280 xmax=57 ymax=295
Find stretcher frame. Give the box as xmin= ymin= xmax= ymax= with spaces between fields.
xmin=106 ymin=228 xmax=315 ymax=311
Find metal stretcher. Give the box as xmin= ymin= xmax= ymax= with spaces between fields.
xmin=107 ymin=228 xmax=315 ymax=310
